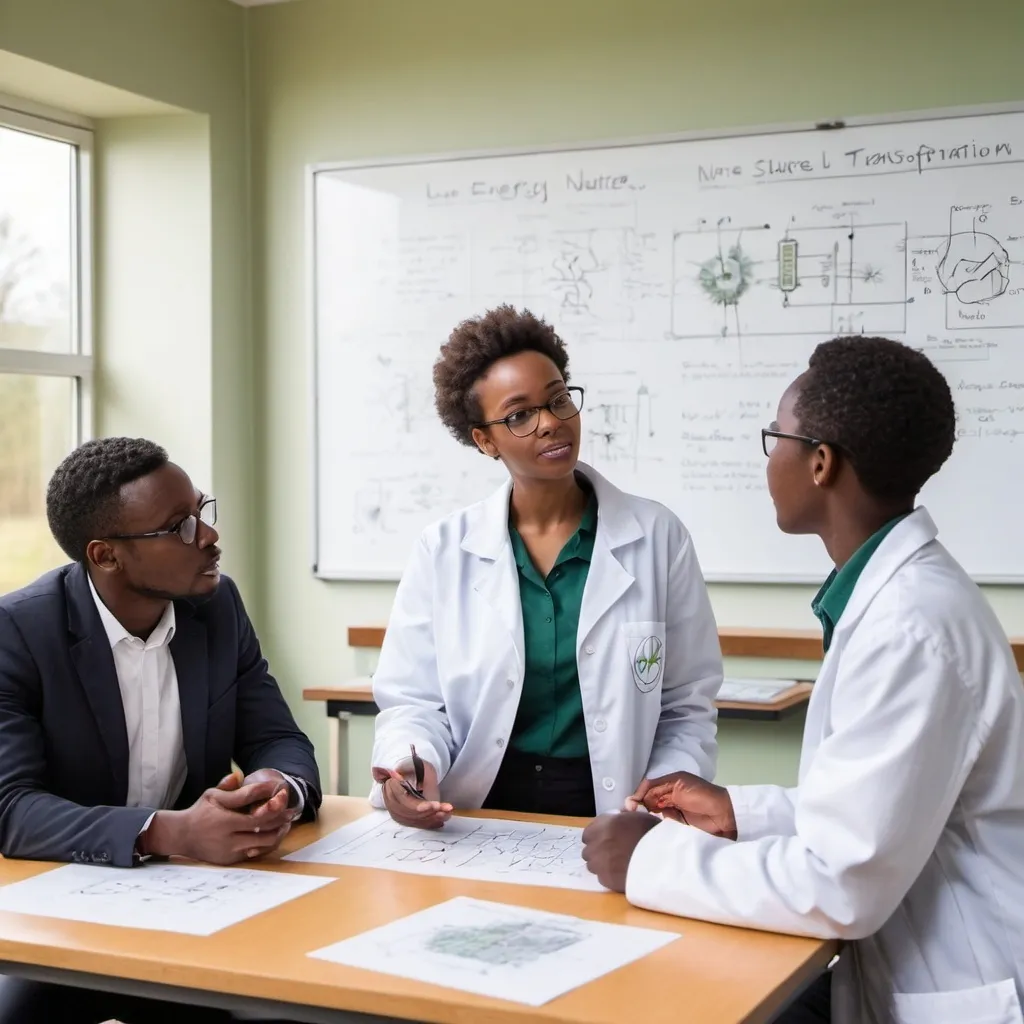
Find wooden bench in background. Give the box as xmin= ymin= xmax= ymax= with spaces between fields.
xmin=304 ymin=626 xmax=1024 ymax=794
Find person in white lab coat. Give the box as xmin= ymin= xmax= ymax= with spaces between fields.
xmin=370 ymin=305 xmax=723 ymax=828
xmin=581 ymin=336 xmax=1024 ymax=1024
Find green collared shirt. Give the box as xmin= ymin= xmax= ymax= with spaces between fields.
xmin=508 ymin=494 xmax=598 ymax=759
xmin=812 ymin=514 xmax=910 ymax=651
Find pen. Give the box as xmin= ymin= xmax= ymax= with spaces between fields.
xmin=399 ymin=743 xmax=426 ymax=801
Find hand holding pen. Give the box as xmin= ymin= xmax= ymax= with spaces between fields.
xmin=371 ymin=744 xmax=453 ymax=830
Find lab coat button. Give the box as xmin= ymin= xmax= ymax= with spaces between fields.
xmin=496 ymin=738 xmax=505 ymax=749
xmin=506 ymin=678 xmax=515 ymax=689
xmin=584 ymin=645 xmax=595 ymax=655
xmin=602 ymin=777 xmax=615 ymax=791
xmin=594 ymin=718 xmax=607 ymax=732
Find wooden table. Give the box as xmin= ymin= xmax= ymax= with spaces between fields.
xmin=0 ymin=797 xmax=838 ymax=1024
xmin=302 ymin=681 xmax=814 ymax=797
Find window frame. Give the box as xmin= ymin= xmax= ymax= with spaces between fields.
xmin=0 ymin=93 xmax=94 ymax=443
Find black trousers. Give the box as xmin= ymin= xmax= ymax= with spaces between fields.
xmin=483 ymin=749 xmax=596 ymax=817
xmin=775 ymin=970 xmax=832 ymax=1023
xmin=0 ymin=976 xmax=300 ymax=1024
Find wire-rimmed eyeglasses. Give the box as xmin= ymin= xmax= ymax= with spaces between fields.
xmin=107 ymin=497 xmax=217 ymax=546
xmin=473 ymin=387 xmax=585 ymax=438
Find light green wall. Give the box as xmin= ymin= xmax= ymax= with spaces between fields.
xmin=248 ymin=0 xmax=1024 ymax=781
xmin=94 ymin=115 xmax=213 ymax=483
xmin=0 ymin=0 xmax=258 ymax=601
xmin=4 ymin=0 xmax=1023 ymax=792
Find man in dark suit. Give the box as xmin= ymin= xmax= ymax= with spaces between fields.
xmin=0 ymin=436 xmax=322 ymax=1023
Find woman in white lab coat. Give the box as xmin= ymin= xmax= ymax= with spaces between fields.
xmin=582 ymin=336 xmax=1024 ymax=1024
xmin=370 ymin=305 xmax=723 ymax=828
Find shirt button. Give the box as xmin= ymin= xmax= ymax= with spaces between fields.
xmin=496 ymin=738 xmax=505 ymax=749
xmin=602 ymin=777 xmax=615 ymax=791
xmin=594 ymin=718 xmax=607 ymax=733
xmin=545 ymin=616 xmax=552 ymax=623
xmin=506 ymin=678 xmax=515 ymax=690
xmin=585 ymin=645 xmax=595 ymax=655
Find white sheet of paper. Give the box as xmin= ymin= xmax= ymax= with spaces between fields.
xmin=310 ymin=896 xmax=679 ymax=1006
xmin=718 ymin=678 xmax=797 ymax=703
xmin=285 ymin=811 xmax=604 ymax=891
xmin=0 ymin=862 xmax=333 ymax=936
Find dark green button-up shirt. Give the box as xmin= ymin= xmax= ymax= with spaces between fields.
xmin=812 ymin=514 xmax=909 ymax=652
xmin=508 ymin=495 xmax=598 ymax=759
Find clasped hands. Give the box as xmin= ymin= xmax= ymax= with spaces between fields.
xmin=139 ymin=768 xmax=302 ymax=864
xmin=581 ymin=771 xmax=738 ymax=892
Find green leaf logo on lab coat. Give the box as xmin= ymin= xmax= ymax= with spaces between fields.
xmin=631 ymin=635 xmax=664 ymax=692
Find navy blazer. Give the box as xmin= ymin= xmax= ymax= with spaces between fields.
xmin=0 ymin=563 xmax=321 ymax=867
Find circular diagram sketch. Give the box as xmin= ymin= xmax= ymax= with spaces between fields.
xmin=697 ymin=244 xmax=754 ymax=306
xmin=936 ymin=232 xmax=1010 ymax=304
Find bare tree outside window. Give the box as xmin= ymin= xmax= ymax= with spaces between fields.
xmin=0 ymin=111 xmax=91 ymax=594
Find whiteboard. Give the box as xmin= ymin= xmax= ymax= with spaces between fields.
xmin=310 ymin=106 xmax=1024 ymax=582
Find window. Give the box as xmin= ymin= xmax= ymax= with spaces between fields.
xmin=0 ymin=98 xmax=92 ymax=594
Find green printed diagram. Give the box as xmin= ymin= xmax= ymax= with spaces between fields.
xmin=426 ymin=920 xmax=584 ymax=968
xmin=671 ymin=216 xmax=910 ymax=340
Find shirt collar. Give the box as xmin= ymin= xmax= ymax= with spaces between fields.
xmin=812 ymin=513 xmax=909 ymax=650
xmin=509 ymin=489 xmax=598 ymax=571
xmin=87 ymin=574 xmax=176 ymax=649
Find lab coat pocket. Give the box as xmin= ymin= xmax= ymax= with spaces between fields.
xmin=621 ymin=621 xmax=666 ymax=695
xmin=892 ymin=979 xmax=1024 ymax=1024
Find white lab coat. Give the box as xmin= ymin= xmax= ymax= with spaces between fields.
xmin=370 ymin=463 xmax=723 ymax=813
xmin=626 ymin=508 xmax=1024 ymax=1024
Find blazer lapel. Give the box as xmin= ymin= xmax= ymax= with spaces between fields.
xmin=169 ymin=607 xmax=209 ymax=793
xmin=65 ymin=565 xmax=130 ymax=802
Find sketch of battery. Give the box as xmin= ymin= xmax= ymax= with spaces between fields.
xmin=671 ymin=217 xmax=909 ymax=341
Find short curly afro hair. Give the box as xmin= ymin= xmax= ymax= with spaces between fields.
xmin=794 ymin=336 xmax=955 ymax=503
xmin=46 ymin=437 xmax=169 ymax=562
xmin=433 ymin=305 xmax=570 ymax=448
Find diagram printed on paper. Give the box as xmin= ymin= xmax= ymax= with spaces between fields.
xmin=364 ymin=902 xmax=589 ymax=975
xmin=0 ymin=863 xmax=332 ymax=936
xmin=285 ymin=812 xmax=603 ymax=891
xmin=308 ymin=896 xmax=679 ymax=1007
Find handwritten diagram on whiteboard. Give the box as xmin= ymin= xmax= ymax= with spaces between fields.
xmin=310 ymin=897 xmax=679 ymax=1006
xmin=311 ymin=108 xmax=1024 ymax=581
xmin=285 ymin=811 xmax=604 ymax=892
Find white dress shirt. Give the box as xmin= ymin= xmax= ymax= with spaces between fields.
xmin=87 ymin=578 xmax=305 ymax=819
xmin=89 ymin=576 xmax=187 ymax=809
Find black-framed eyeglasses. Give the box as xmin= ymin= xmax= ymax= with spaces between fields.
xmin=762 ymin=428 xmax=846 ymax=458
xmin=473 ymin=387 xmax=585 ymax=438
xmin=107 ymin=497 xmax=217 ymax=546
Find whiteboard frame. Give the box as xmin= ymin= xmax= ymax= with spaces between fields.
xmin=307 ymin=99 xmax=1024 ymax=584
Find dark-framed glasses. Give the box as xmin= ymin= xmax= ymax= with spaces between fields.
xmin=107 ymin=497 xmax=217 ymax=546
xmin=474 ymin=387 xmax=585 ymax=438
xmin=761 ymin=428 xmax=849 ymax=459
